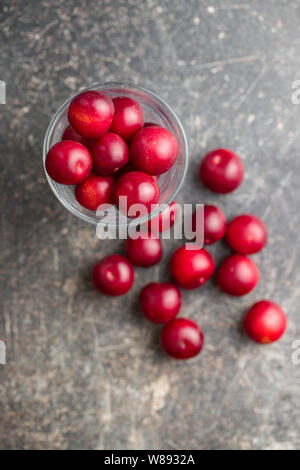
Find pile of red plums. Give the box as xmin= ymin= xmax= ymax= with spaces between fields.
xmin=46 ymin=90 xmax=287 ymax=360
xmin=45 ymin=90 xmax=179 ymax=216
xmin=92 ymin=147 xmax=287 ymax=360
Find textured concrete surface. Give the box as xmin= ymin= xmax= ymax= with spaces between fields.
xmin=1 ymin=0 xmax=300 ymax=450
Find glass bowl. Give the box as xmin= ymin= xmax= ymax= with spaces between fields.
xmin=43 ymin=82 xmax=188 ymax=227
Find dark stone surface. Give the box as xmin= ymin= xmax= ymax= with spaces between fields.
xmin=1 ymin=0 xmax=300 ymax=450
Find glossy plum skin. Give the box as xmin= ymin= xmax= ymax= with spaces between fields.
xmin=91 ymin=132 xmax=129 ymax=176
xmin=130 ymin=125 xmax=178 ymax=175
xmin=75 ymin=172 xmax=114 ymax=211
xmin=217 ymin=254 xmax=259 ymax=296
xmin=139 ymin=282 xmax=182 ymax=323
xmin=243 ymin=300 xmax=287 ymax=344
xmin=61 ymin=124 xmax=90 ymax=147
xmin=147 ymin=201 xmax=178 ymax=233
xmin=192 ymin=204 xmax=227 ymax=245
xmin=161 ymin=318 xmax=204 ymax=360
xmin=68 ymin=90 xmax=114 ymax=139
xmin=226 ymin=214 xmax=268 ymax=254
xmin=45 ymin=140 xmax=93 ymax=185
xmin=110 ymin=97 xmax=144 ymax=141
xmin=199 ymin=148 xmax=244 ymax=193
xmin=170 ymin=245 xmax=215 ymax=289
xmin=114 ymin=171 xmax=160 ymax=218
xmin=92 ymin=254 xmax=134 ymax=296
xmin=126 ymin=234 xmax=162 ymax=267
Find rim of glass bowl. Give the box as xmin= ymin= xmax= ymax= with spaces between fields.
xmin=43 ymin=82 xmax=189 ymax=227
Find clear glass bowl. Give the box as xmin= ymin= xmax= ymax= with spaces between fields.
xmin=43 ymin=82 xmax=188 ymax=227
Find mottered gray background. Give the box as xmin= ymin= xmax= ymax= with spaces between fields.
xmin=1 ymin=0 xmax=300 ymax=450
